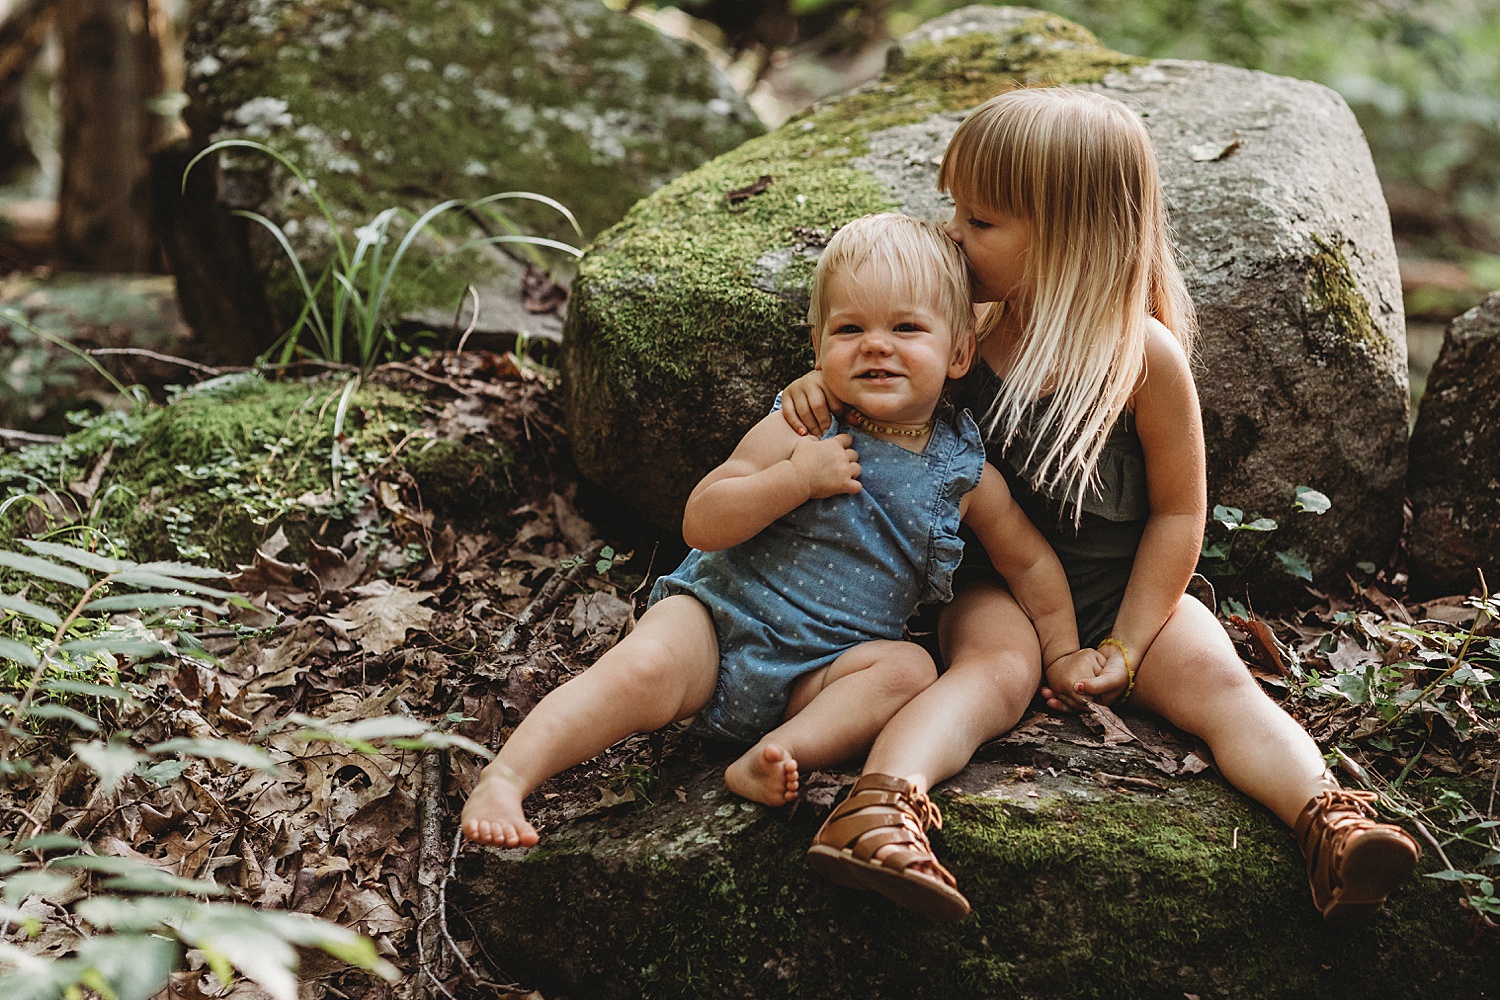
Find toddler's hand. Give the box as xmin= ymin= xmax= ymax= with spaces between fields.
xmin=790 ymin=433 xmax=861 ymax=499
xmin=1040 ymin=648 xmax=1112 ymax=713
xmin=782 ymin=370 xmax=844 ymax=437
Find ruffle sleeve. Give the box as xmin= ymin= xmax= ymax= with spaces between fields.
xmin=922 ymin=409 xmax=987 ymax=605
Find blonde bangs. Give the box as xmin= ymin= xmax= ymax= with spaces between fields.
xmin=939 ymin=88 xmax=1198 ymax=519
xmin=808 ymin=213 xmax=975 ymax=362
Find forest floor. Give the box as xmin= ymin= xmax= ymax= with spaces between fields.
xmin=0 ymin=350 xmax=1496 ymax=999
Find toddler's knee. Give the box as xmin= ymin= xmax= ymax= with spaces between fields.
xmin=601 ymin=639 xmax=685 ymax=707
xmin=879 ymin=645 xmax=938 ymax=698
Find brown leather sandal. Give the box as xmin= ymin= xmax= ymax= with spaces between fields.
xmin=1294 ymin=788 xmax=1420 ymax=925
xmin=805 ymin=773 xmax=971 ymax=921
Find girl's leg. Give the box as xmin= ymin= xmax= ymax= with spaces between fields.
xmin=1130 ymin=596 xmax=1420 ymax=922
xmin=725 ymin=639 xmax=936 ymax=806
xmin=1127 ymin=595 xmax=1332 ymax=825
xmin=863 ymin=580 xmax=1042 ymax=794
xmin=461 ymin=595 xmax=720 ymax=847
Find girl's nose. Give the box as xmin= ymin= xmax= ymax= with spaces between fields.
xmin=943 ymin=215 xmax=962 ymax=243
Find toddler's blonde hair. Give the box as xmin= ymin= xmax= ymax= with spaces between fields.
xmin=808 ymin=213 xmax=975 ymax=364
xmin=938 ymin=87 xmax=1197 ymax=518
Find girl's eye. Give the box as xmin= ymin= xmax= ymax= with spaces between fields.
xmin=967 ymin=217 xmax=991 ymax=230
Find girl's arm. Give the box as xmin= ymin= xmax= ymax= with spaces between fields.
xmin=778 ymin=369 xmax=847 ymax=437
xmin=961 ymin=464 xmax=1093 ymax=675
xmin=682 ymin=412 xmax=862 ymax=551
xmin=1101 ymin=320 xmax=1208 ymax=675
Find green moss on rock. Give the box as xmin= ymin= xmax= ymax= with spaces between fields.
xmin=456 ymin=757 xmax=1489 ymax=999
xmin=186 ymin=0 xmax=763 ymax=327
xmin=0 ymin=375 xmax=512 ymax=569
xmin=1305 ymin=236 xmax=1392 ymax=365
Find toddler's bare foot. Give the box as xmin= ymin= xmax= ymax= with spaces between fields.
xmin=461 ymin=762 xmax=539 ymax=847
xmin=725 ymin=742 xmax=800 ymax=806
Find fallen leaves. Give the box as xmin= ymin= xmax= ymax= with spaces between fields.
xmin=339 ymin=581 xmax=435 ymax=655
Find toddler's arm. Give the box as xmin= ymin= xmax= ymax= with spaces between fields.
xmin=960 ymin=464 xmax=1084 ymax=673
xmin=778 ymin=369 xmax=846 ymax=437
xmin=682 ymin=411 xmax=861 ymax=551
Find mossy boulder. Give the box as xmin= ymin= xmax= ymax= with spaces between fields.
xmin=561 ymin=5 xmax=1408 ymax=603
xmin=1408 ymin=293 xmax=1500 ymax=597
xmin=0 ymin=374 xmax=511 ymax=569
xmin=455 ymin=712 xmax=1488 ymax=999
xmin=167 ymin=0 xmax=763 ymax=360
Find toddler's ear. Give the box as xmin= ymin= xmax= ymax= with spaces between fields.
xmin=948 ymin=333 xmax=976 ymax=378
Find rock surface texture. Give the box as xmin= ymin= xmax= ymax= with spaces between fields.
xmin=168 ymin=0 xmax=762 ymax=357
xmin=562 ymin=5 xmax=1409 ymax=600
xmin=455 ymin=712 xmax=1484 ymax=1000
xmin=1408 ymin=293 xmax=1500 ymax=596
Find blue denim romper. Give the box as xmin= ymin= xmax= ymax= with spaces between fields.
xmin=648 ymin=409 xmax=986 ymax=744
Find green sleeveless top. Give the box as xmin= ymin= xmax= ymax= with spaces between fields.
xmin=952 ymin=360 xmax=1149 ymax=647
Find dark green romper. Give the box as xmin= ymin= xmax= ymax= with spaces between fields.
xmin=949 ymin=360 xmax=1149 ymax=649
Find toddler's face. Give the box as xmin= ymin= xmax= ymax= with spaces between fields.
xmin=814 ymin=263 xmax=971 ymax=426
xmin=943 ymin=198 xmax=1032 ymax=305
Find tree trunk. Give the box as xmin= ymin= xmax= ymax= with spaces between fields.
xmin=0 ymin=0 xmax=53 ymax=186
xmin=55 ymin=0 xmax=160 ymax=271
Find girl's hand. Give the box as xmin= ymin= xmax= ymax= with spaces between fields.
xmin=781 ymin=370 xmax=844 ymax=437
xmin=789 ymin=433 xmax=861 ymax=499
xmin=1040 ymin=648 xmax=1116 ymax=712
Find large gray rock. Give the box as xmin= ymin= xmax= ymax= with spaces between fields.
xmin=453 ymin=711 xmax=1482 ymax=999
xmin=1408 ymin=293 xmax=1500 ymax=596
xmin=562 ymin=6 xmax=1408 ymax=602
xmin=166 ymin=0 xmax=763 ymax=360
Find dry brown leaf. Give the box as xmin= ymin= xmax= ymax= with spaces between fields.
xmin=309 ymin=540 xmax=368 ymax=594
xmin=341 ymin=580 xmax=435 ymax=654
xmin=551 ymin=491 xmax=595 ymax=550
xmin=570 ymin=590 xmax=633 ymax=638
xmin=1082 ymin=702 xmax=1137 ymax=746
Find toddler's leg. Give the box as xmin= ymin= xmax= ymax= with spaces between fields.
xmin=724 ymin=639 xmax=936 ymax=806
xmin=462 ymin=595 xmax=719 ymax=847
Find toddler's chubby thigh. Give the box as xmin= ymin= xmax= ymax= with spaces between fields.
xmin=597 ymin=594 xmax=720 ymax=724
xmin=783 ymin=639 xmax=938 ymax=720
xmin=938 ymin=578 xmax=1043 ymax=683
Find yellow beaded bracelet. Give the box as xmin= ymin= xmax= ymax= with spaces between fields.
xmin=1099 ymin=637 xmax=1137 ymax=700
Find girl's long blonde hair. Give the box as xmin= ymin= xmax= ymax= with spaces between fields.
xmin=938 ymin=87 xmax=1197 ymax=519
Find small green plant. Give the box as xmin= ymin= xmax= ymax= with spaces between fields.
xmin=183 ymin=139 xmax=585 ymax=378
xmin=1199 ymin=485 xmax=1331 ymax=596
xmin=560 ymin=545 xmax=628 ymax=577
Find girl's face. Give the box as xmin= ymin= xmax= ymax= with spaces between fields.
xmin=944 ymin=198 xmax=1032 ymax=305
xmin=814 ymin=263 xmax=971 ymax=426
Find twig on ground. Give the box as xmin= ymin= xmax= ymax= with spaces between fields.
xmin=0 ymin=427 xmax=63 ymax=448
xmin=86 ymin=347 xmax=224 ymax=375
xmin=492 ymin=542 xmax=603 ymax=659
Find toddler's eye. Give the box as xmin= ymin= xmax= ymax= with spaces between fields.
xmin=894 ymin=322 xmax=923 ymax=333
xmin=835 ymin=324 xmax=862 ymax=335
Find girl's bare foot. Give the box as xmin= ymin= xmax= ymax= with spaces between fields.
xmin=725 ymin=742 xmax=800 ymax=806
xmin=461 ymin=762 xmax=539 ymax=847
